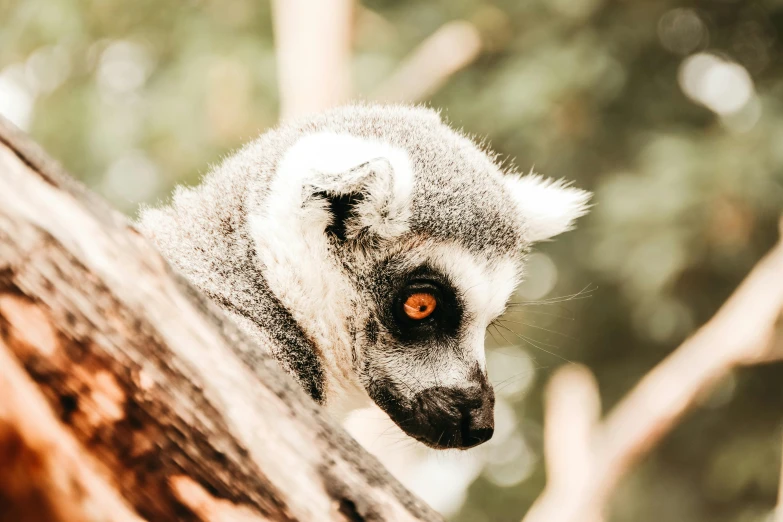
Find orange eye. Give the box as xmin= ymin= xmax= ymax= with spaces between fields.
xmin=403 ymin=293 xmax=437 ymax=320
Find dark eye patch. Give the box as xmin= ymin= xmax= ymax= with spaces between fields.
xmin=386 ymin=264 xmax=463 ymax=345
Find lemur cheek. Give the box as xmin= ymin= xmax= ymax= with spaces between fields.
xmin=363 ymin=318 xmax=380 ymax=346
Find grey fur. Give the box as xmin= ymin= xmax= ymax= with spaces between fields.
xmin=138 ymin=103 xmax=588 ymax=449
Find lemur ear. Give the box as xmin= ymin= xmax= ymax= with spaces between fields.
xmin=504 ymin=174 xmax=591 ymax=243
xmin=272 ymin=132 xmax=414 ymax=241
xmin=309 ymin=158 xmax=401 ymax=241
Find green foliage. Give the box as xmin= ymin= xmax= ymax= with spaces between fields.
xmin=2 ymin=0 xmax=782 ymax=520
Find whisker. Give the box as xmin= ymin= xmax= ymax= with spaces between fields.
xmin=385 ymin=437 xmax=421 ymax=451
xmin=494 ymin=378 xmax=531 ymax=393
xmin=491 ymin=347 xmax=532 ymax=359
xmin=494 ymin=324 xmax=572 ymax=363
xmin=486 ymin=326 xmax=503 ymax=347
xmin=507 ymin=309 xmax=576 ymax=320
xmin=507 ymin=284 xmax=596 ymax=307
xmin=492 ymin=371 xmax=531 ymax=389
xmin=495 ymin=323 xmax=563 ymax=349
xmin=490 ymin=324 xmax=515 ymax=348
xmin=497 ymin=319 xmax=575 ymax=340
xmin=507 ymin=294 xmax=593 ymax=307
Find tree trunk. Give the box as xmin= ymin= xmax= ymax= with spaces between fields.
xmin=0 ymin=116 xmax=441 ymax=522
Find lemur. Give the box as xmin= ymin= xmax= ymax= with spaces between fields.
xmin=138 ymin=104 xmax=590 ymax=450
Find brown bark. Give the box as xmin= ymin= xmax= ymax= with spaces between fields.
xmin=0 ymin=115 xmax=441 ymax=522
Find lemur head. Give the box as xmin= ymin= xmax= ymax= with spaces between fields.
xmin=248 ymin=105 xmax=590 ymax=450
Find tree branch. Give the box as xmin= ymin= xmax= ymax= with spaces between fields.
xmin=536 ymin=365 xmax=602 ymax=522
xmin=523 ymin=219 xmax=783 ymax=522
xmin=0 ymin=339 xmax=144 ymax=522
xmin=0 ymin=116 xmax=441 ymax=521
xmin=371 ymin=20 xmax=482 ymax=104
xmin=272 ymin=0 xmax=355 ymax=121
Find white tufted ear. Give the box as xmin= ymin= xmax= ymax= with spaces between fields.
xmin=262 ymin=132 xmax=414 ymax=241
xmin=503 ymin=174 xmax=591 ymax=243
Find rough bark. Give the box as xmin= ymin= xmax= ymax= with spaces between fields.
xmin=0 ymin=115 xmax=441 ymax=522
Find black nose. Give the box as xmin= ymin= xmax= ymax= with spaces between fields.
xmin=405 ymin=385 xmax=495 ymax=449
xmin=459 ymin=393 xmax=495 ymax=448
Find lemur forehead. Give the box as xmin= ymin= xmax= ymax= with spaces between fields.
xmin=278 ymin=131 xmax=414 ymax=202
xmin=277 ymin=110 xmax=527 ymax=257
xmin=426 ymin=243 xmax=520 ymax=324
xmin=367 ymin=235 xmax=521 ymax=322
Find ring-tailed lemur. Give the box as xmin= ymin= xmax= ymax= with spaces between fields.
xmin=138 ymin=104 xmax=589 ymax=450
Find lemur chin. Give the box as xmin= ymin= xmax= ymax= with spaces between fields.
xmin=138 ymin=104 xmax=590 ymax=450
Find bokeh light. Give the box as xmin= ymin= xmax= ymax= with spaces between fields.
xmin=678 ymin=52 xmax=755 ymax=115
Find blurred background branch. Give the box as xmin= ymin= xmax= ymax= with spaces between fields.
xmin=371 ymin=20 xmax=482 ymax=104
xmin=272 ymin=0 xmax=482 ymax=118
xmin=525 ymin=218 xmax=783 ymax=522
xmin=533 ymin=365 xmax=603 ymax=522
xmin=271 ymin=0 xmax=354 ymax=120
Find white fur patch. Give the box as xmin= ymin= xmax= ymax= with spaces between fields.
xmin=503 ymin=173 xmax=591 ymax=243
xmin=388 ymin=243 xmax=520 ymax=392
xmin=275 ymin=132 xmax=414 ymax=240
xmin=249 ymin=132 xmax=416 ymax=415
xmin=428 ymin=245 xmax=519 ymax=367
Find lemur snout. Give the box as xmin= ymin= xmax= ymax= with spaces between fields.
xmin=406 ymin=382 xmax=495 ymax=450
xmin=460 ymin=390 xmax=495 ymax=448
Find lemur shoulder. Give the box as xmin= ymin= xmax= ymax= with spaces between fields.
xmin=138 ymin=104 xmax=590 ymax=450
